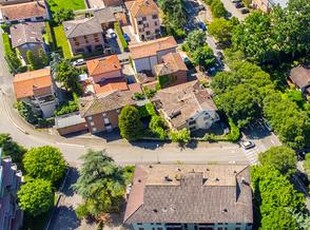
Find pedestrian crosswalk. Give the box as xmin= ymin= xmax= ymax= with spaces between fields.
xmin=243 ymin=147 xmax=259 ymax=165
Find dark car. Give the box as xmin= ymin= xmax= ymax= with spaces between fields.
xmin=123 ymin=33 xmax=131 ymax=42
xmin=240 ymin=8 xmax=250 ymax=14
xmin=198 ymin=21 xmax=207 ymax=31
xmin=197 ymin=5 xmax=205 ymax=11
xmin=235 ymin=2 xmax=244 ymax=8
xmin=216 ymin=51 xmax=224 ymax=60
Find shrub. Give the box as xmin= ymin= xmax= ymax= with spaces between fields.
xmin=55 ymin=100 xmax=79 ymax=116
xmin=149 ymin=115 xmax=167 ymax=140
xmin=169 ymin=128 xmax=191 ymax=144
xmin=138 ymin=103 xmax=156 ymax=118
xmin=114 ymin=22 xmax=128 ymax=51
xmin=144 ymin=87 xmax=157 ymax=98
xmin=133 ymin=92 xmax=146 ymax=100
xmin=15 ymin=101 xmax=39 ymax=125
xmin=2 ymin=32 xmax=22 ymax=73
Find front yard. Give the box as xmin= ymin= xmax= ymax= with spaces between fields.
xmin=47 ymin=0 xmax=86 ymax=13
xmin=53 ymin=25 xmax=72 ymax=59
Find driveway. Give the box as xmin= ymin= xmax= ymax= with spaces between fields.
xmin=122 ymin=25 xmax=139 ymax=45
xmin=220 ymin=0 xmax=248 ymax=21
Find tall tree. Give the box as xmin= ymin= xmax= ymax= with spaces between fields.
xmin=26 ymin=50 xmax=39 ymax=70
xmin=0 ymin=133 xmax=26 ymax=166
xmin=23 ymin=146 xmax=66 ymax=183
xmin=18 ymin=179 xmax=54 ymax=216
xmin=208 ymin=18 xmax=233 ymax=44
xmin=191 ymin=45 xmax=216 ymax=69
xmin=38 ymin=48 xmax=49 ymax=67
xmin=56 ymin=60 xmax=83 ymax=95
xmin=185 ymin=30 xmax=206 ymax=52
xmin=258 ymin=146 xmax=297 ymax=176
xmin=73 ymin=150 xmax=127 ymax=218
xmin=118 ymin=105 xmax=144 ymax=141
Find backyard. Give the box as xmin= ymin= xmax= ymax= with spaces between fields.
xmin=53 ymin=25 xmax=72 ymax=59
xmin=47 ymin=0 xmax=86 ymax=13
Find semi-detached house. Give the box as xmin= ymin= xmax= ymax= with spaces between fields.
xmin=129 ymin=36 xmax=178 ymax=73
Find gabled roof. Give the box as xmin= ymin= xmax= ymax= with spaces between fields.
xmin=290 ymin=65 xmax=310 ymax=89
xmin=13 ymin=68 xmax=52 ymax=99
xmin=93 ymin=81 xmax=129 ymax=95
xmin=124 ymin=164 xmax=253 ymax=224
xmin=93 ymin=7 xmax=116 ymax=24
xmin=0 ymin=1 xmax=47 ymax=21
xmin=86 ymin=55 xmax=121 ymax=76
xmin=10 ymin=22 xmax=45 ymax=48
xmin=153 ymin=53 xmax=188 ymax=76
xmin=129 ymin=36 xmax=177 ymax=59
xmin=155 ymin=80 xmax=217 ymax=129
xmin=125 ymin=0 xmax=159 ymax=18
xmin=79 ymin=90 xmax=136 ymax=117
xmin=63 ymin=17 xmax=102 ymax=38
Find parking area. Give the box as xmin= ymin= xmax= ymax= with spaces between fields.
xmin=122 ymin=25 xmax=139 ymax=45
xmin=221 ymin=0 xmax=248 ymax=20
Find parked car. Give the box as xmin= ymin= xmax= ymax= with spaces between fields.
xmin=106 ymin=28 xmax=117 ymax=39
xmin=240 ymin=8 xmax=250 ymax=14
xmin=198 ymin=21 xmax=207 ymax=31
xmin=123 ymin=33 xmax=131 ymax=42
xmin=216 ymin=51 xmax=224 ymax=60
xmin=240 ymin=140 xmax=255 ymax=149
xmin=72 ymin=58 xmax=86 ymax=67
xmin=235 ymin=2 xmax=244 ymax=8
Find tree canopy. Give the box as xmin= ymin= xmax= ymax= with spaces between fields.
xmin=18 ymin=179 xmax=54 ymax=216
xmin=118 ymin=105 xmax=144 ymax=141
xmin=0 ymin=133 xmax=26 ymax=166
xmin=192 ymin=45 xmax=216 ymax=69
xmin=208 ymin=18 xmax=234 ymax=44
xmin=251 ymin=165 xmax=305 ymax=229
xmin=56 ymin=60 xmax=83 ymax=95
xmin=258 ymin=146 xmax=297 ymax=176
xmin=185 ymin=30 xmax=207 ymax=52
xmin=73 ymin=150 xmax=133 ymax=219
xmin=23 ymin=146 xmax=66 ymax=183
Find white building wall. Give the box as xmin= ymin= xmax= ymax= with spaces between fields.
xmin=133 ymin=55 xmax=158 ymax=73
xmin=39 ymin=100 xmax=56 ymax=118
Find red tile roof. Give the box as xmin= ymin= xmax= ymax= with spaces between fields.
xmin=86 ymin=55 xmax=121 ymax=76
xmin=93 ymin=81 xmax=129 ymax=95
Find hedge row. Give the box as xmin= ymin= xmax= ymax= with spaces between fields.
xmin=114 ymin=22 xmax=128 ymax=51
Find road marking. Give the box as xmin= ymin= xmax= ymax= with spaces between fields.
xmin=55 ymin=142 xmax=85 ymax=148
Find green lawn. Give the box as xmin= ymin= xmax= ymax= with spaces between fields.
xmin=53 ymin=25 xmax=72 ymax=59
xmin=47 ymin=0 xmax=86 ymax=13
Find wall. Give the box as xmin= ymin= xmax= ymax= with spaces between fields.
xmin=252 ymin=0 xmax=270 ymax=12
xmin=39 ymin=99 xmax=56 ymax=118
xmin=57 ymin=122 xmax=88 ymax=136
xmin=134 ymin=14 xmax=160 ymax=41
xmin=187 ymin=109 xmax=219 ymax=132
xmin=68 ymin=32 xmax=104 ymax=55
xmin=85 ymin=109 xmax=120 ymax=134
xmin=133 ymin=55 xmax=157 ymax=73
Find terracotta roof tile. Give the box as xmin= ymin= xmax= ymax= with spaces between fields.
xmin=0 ymin=1 xmax=47 ymax=21
xmin=93 ymin=81 xmax=129 ymax=95
xmin=86 ymin=55 xmax=121 ymax=76
xmin=129 ymin=36 xmax=177 ymax=59
xmin=125 ymin=0 xmax=159 ymax=18
xmin=13 ymin=68 xmax=52 ymax=99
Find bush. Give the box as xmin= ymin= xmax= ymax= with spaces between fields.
xmin=144 ymin=87 xmax=157 ymax=98
xmin=133 ymin=92 xmax=146 ymax=100
xmin=15 ymin=101 xmax=39 ymax=125
xmin=169 ymin=128 xmax=191 ymax=144
xmin=149 ymin=115 xmax=167 ymax=140
xmin=55 ymin=99 xmax=79 ymax=116
xmin=138 ymin=103 xmax=156 ymax=118
xmin=2 ymin=32 xmax=23 ymax=73
xmin=114 ymin=22 xmax=128 ymax=51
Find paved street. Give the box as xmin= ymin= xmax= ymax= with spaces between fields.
xmin=221 ymin=0 xmax=248 ymax=21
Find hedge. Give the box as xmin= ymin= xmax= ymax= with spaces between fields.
xmin=2 ymin=32 xmax=12 ymax=54
xmin=114 ymin=22 xmax=128 ymax=51
xmin=138 ymin=103 xmax=156 ymax=118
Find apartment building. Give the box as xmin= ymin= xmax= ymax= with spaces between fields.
xmin=125 ymin=0 xmax=160 ymax=41
xmin=252 ymin=0 xmax=288 ymax=13
xmin=124 ymin=164 xmax=253 ymax=230
xmin=0 ymin=149 xmax=23 ymax=230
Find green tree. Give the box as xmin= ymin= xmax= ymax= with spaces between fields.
xmin=38 ymin=48 xmax=49 ymax=67
xmin=232 ymin=11 xmax=276 ymax=63
xmin=169 ymin=128 xmax=191 ymax=144
xmin=56 ymin=60 xmax=83 ymax=95
xmin=158 ymin=0 xmax=186 ymax=29
xmin=72 ymin=150 xmax=129 ymax=218
xmin=118 ymin=105 xmax=144 ymax=141
xmin=210 ymin=0 xmax=226 ymax=18
xmin=23 ymin=146 xmax=66 ymax=183
xmin=0 ymin=133 xmax=26 ymax=166
xmin=208 ymin=18 xmax=233 ymax=44
xmin=18 ymin=179 xmax=54 ymax=216
xmin=53 ymin=8 xmax=74 ymax=25
xmin=149 ymin=115 xmax=167 ymax=140
xmin=15 ymin=101 xmax=39 ymax=125
xmin=303 ymin=154 xmax=310 ymax=175
xmin=216 ymin=84 xmax=261 ymax=127
xmin=26 ymin=50 xmax=39 ymax=70
xmin=259 ymin=146 xmax=297 ymax=176
xmin=185 ymin=30 xmax=206 ymax=52
xmin=192 ymin=45 xmax=216 ymax=69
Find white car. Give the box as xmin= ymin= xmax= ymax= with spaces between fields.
xmin=72 ymin=58 xmax=86 ymax=67
xmin=106 ymin=28 xmax=117 ymax=39
xmin=240 ymin=140 xmax=255 ymax=149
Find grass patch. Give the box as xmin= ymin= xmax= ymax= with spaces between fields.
xmin=114 ymin=22 xmax=128 ymax=51
xmin=47 ymin=0 xmax=85 ymax=13
xmin=53 ymin=25 xmax=72 ymax=59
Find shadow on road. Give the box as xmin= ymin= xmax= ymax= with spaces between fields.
xmin=49 ymin=206 xmax=81 ymax=230
xmin=130 ymin=140 xmax=167 ymax=150
xmin=242 ymin=124 xmax=271 ymax=140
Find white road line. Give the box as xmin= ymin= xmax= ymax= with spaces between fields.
xmin=55 ymin=142 xmax=85 ymax=148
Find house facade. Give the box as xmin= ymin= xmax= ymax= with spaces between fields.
xmin=154 ymin=81 xmax=219 ymax=131
xmin=153 ymin=52 xmax=188 ymax=88
xmin=13 ymin=68 xmax=57 ymax=118
xmin=124 ymin=164 xmax=253 ymax=230
xmin=63 ymin=17 xmax=104 ymax=56
xmin=0 ymin=1 xmax=49 ymax=23
xmin=125 ymin=0 xmax=160 ymax=41
xmin=10 ymin=22 xmax=46 ymax=61
xmin=0 ymin=149 xmax=23 ymax=230
xmin=252 ymin=0 xmax=288 ymax=13
xmin=129 ymin=36 xmax=178 ymax=73
xmin=79 ymin=90 xmax=140 ymax=133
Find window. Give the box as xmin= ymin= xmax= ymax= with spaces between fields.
xmin=139 ymin=228 xmax=144 ymax=230
xmin=87 ymin=116 xmax=93 ymax=121
xmin=188 ymin=120 xmax=196 ymax=126
xmin=116 ymin=109 xmax=120 ymax=113
xmin=73 ymin=38 xmax=77 ymax=41
xmin=139 ymin=28 xmax=143 ymax=33
xmin=138 ymin=21 xmax=143 ymax=25
xmin=95 ymin=38 xmax=99 ymax=43
xmin=146 ymin=31 xmax=150 ymax=35
xmin=75 ymin=42 xmax=80 ymax=46
xmin=152 ymin=14 xmax=158 ymax=19
xmin=236 ymin=223 xmax=241 ymax=225
xmin=235 ymin=228 xmax=241 ymax=230
xmin=94 ymin=33 xmax=98 ymax=38
xmin=158 ymin=228 xmax=163 ymax=230
xmin=84 ymin=36 xmax=87 ymax=39
xmin=137 ymin=223 xmax=142 ymax=225
xmin=90 ymin=122 xmax=94 ymax=126
xmin=85 ymin=40 xmax=89 ymax=44
xmin=92 ymin=127 xmax=97 ymax=132
xmin=155 ymin=29 xmax=160 ymax=34
xmin=144 ymin=23 xmax=149 ymax=28
xmin=154 ymin=21 xmax=158 ymax=26
xmin=218 ymin=228 xmax=223 ymax=230
xmin=102 ymin=113 xmax=107 ymax=117
xmin=142 ymin=17 xmax=146 ymax=21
